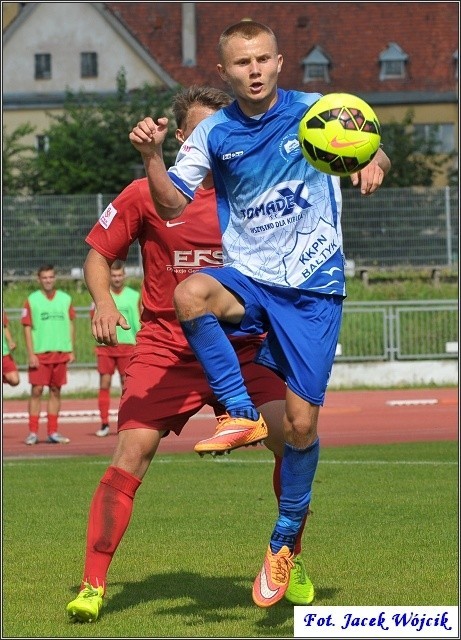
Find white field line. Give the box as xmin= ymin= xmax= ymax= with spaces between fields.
xmin=3 ymin=458 xmax=457 ymax=467
xmin=386 ymin=399 xmax=439 ymax=406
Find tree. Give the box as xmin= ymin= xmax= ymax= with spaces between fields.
xmin=32 ymin=69 xmax=180 ymax=194
xmin=340 ymin=109 xmax=454 ymax=189
xmin=2 ymin=123 xmax=38 ymax=195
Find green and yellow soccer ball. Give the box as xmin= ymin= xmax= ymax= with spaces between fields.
xmin=298 ymin=93 xmax=381 ymax=177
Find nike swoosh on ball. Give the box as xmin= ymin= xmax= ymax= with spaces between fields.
xmin=330 ymin=136 xmax=365 ymax=149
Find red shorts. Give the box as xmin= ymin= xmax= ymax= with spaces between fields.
xmin=28 ymin=360 xmax=68 ymax=387
xmin=96 ymin=345 xmax=135 ymax=376
xmin=118 ymin=338 xmax=287 ymax=435
xmin=2 ymin=354 xmax=18 ymax=376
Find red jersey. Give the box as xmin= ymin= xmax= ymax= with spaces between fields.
xmin=86 ymin=178 xmax=229 ymax=357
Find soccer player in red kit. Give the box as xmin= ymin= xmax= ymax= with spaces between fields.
xmin=2 ymin=309 xmax=20 ymax=386
xmin=66 ymin=86 xmax=313 ymax=623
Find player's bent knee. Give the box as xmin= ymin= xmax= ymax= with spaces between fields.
xmin=174 ymin=275 xmax=211 ymax=317
xmin=284 ymin=416 xmax=318 ymax=447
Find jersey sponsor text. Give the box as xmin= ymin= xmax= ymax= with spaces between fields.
xmin=99 ymin=203 xmax=117 ymax=229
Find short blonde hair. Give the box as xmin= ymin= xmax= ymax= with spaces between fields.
xmin=218 ymin=21 xmax=278 ymax=61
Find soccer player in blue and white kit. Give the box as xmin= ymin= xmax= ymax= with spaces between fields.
xmin=129 ymin=21 xmax=391 ymax=608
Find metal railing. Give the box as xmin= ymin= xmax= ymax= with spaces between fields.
xmin=337 ymin=300 xmax=458 ymax=361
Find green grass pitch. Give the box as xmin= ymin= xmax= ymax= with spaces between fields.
xmin=2 ymin=440 xmax=458 ymax=638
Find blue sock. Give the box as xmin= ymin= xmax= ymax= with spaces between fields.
xmin=270 ymin=438 xmax=320 ymax=553
xmin=180 ymin=314 xmax=258 ymax=420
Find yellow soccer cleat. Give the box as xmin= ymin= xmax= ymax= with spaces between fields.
xmin=284 ymin=555 xmax=315 ymax=605
xmin=194 ymin=413 xmax=268 ymax=456
xmin=252 ymin=545 xmax=294 ymax=608
xmin=66 ymin=582 xmax=104 ymax=623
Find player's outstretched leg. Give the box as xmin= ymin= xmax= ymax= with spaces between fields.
xmin=180 ymin=313 xmax=267 ymax=455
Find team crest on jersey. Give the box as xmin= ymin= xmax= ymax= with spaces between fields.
xmin=279 ymin=134 xmax=301 ymax=162
xmin=99 ymin=203 xmax=117 ymax=229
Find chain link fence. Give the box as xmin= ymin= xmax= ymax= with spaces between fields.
xmin=2 ymin=187 xmax=458 ymax=277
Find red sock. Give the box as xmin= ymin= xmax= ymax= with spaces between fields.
xmin=273 ymin=454 xmax=308 ymax=556
xmin=29 ymin=415 xmax=39 ymax=433
xmin=98 ymin=389 xmax=110 ymax=423
xmin=82 ymin=466 xmax=141 ymax=593
xmin=47 ymin=414 xmax=58 ymax=436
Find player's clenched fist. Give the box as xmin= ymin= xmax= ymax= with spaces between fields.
xmin=129 ymin=116 xmax=169 ymax=156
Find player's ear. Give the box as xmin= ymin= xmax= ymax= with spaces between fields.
xmin=175 ymin=129 xmax=185 ymax=144
xmin=217 ymin=64 xmax=228 ymax=84
xmin=277 ymin=54 xmax=283 ymax=73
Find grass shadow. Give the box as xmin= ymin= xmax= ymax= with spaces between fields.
xmin=107 ymin=570 xmax=257 ymax=621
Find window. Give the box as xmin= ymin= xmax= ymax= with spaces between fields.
xmin=36 ymin=135 xmax=49 ymax=153
xmin=35 ymin=53 xmax=51 ymax=80
xmin=301 ymin=46 xmax=330 ymax=83
xmin=453 ymin=50 xmax=458 ymax=80
xmin=381 ymin=59 xmax=405 ymax=78
xmin=81 ymin=52 xmax=98 ymax=78
xmin=413 ymin=124 xmax=455 ymax=153
xmin=379 ymin=42 xmax=408 ymax=80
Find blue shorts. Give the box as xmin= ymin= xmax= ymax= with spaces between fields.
xmin=201 ymin=266 xmax=343 ymax=406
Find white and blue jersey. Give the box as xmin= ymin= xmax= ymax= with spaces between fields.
xmin=168 ymin=88 xmax=346 ymax=297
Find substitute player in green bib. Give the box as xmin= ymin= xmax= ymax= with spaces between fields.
xmin=90 ymin=260 xmax=141 ymax=437
xmin=22 ymin=264 xmax=75 ymax=445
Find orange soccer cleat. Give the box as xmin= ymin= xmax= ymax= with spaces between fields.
xmin=252 ymin=545 xmax=294 ymax=608
xmin=194 ymin=413 xmax=268 ymax=456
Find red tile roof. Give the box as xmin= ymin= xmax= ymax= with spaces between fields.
xmin=105 ymin=2 xmax=458 ymax=95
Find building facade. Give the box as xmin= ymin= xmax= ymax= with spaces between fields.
xmin=2 ymin=1 xmax=459 ymax=184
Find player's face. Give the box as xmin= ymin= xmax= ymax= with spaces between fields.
xmin=110 ymin=268 xmax=125 ymax=291
xmin=217 ymin=33 xmax=283 ymax=116
xmin=176 ymin=104 xmax=219 ymax=189
xmin=175 ymin=105 xmax=217 ymax=143
xmin=38 ymin=270 xmax=56 ymax=293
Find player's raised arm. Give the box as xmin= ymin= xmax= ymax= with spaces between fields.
xmin=129 ymin=117 xmax=189 ymax=220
